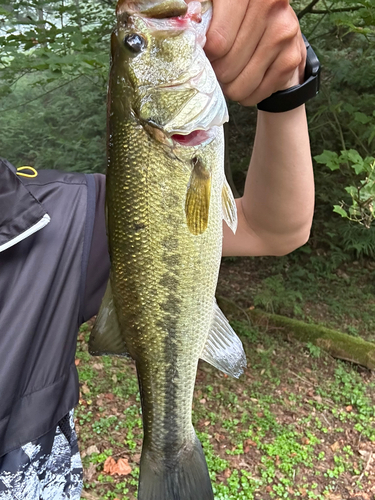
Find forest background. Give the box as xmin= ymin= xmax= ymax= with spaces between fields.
xmin=1 ymin=1 xmax=375 ymax=499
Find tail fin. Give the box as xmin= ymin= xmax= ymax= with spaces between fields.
xmin=138 ymin=435 xmax=214 ymax=500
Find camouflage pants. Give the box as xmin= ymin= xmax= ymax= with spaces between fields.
xmin=0 ymin=411 xmax=83 ymax=500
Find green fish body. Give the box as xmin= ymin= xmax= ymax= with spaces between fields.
xmin=90 ymin=2 xmax=246 ymax=499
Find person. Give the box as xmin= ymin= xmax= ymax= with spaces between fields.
xmin=0 ymin=0 xmax=315 ymax=497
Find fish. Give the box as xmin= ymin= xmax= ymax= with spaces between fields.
xmin=89 ymin=1 xmax=247 ymax=499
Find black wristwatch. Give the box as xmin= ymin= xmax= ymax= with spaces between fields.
xmin=257 ymin=35 xmax=321 ymax=113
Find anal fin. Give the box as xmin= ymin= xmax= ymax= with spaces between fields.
xmin=200 ymin=300 xmax=246 ymax=378
xmin=89 ymin=280 xmax=129 ymax=357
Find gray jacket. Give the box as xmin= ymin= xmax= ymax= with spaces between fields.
xmin=0 ymin=158 xmax=109 ymax=457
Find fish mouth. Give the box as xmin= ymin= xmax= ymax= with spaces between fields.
xmin=171 ymin=129 xmax=215 ymax=147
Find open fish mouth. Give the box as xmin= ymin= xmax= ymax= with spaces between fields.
xmin=171 ymin=129 xmax=214 ymax=147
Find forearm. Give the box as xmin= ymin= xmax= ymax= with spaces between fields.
xmin=223 ymin=105 xmax=314 ymax=256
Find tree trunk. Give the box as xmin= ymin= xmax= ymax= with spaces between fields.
xmin=216 ymin=297 xmax=375 ymax=370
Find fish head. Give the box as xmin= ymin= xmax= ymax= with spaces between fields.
xmin=110 ymin=0 xmax=228 ymax=152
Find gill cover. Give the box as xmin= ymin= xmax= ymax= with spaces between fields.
xmin=113 ymin=1 xmax=228 ymax=137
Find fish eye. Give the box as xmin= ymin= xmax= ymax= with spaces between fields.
xmin=124 ymin=34 xmax=146 ymax=53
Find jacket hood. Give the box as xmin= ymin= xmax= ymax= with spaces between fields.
xmin=0 ymin=158 xmax=50 ymax=252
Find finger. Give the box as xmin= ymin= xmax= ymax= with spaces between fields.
xmin=211 ymin=1 xmax=298 ymax=86
xmin=221 ymin=61 xmax=277 ymax=106
xmin=204 ymin=0 xmax=249 ymax=62
xmin=239 ymin=65 xmax=299 ymax=107
xmin=222 ymin=32 xmax=304 ymax=105
xmin=210 ymin=4 xmax=267 ymax=85
xmin=220 ymin=33 xmax=284 ymax=102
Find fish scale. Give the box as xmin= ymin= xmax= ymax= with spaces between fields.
xmin=108 ymin=115 xmax=224 ymax=449
xmin=89 ymin=2 xmax=246 ymax=498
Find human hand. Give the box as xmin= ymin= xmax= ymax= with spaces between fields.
xmin=205 ymin=0 xmax=306 ymax=106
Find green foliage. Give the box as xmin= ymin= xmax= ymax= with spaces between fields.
xmin=0 ymin=74 xmax=106 ymax=171
xmin=306 ymin=342 xmax=321 ymax=358
xmin=254 ymin=275 xmax=303 ymax=316
xmin=315 ymin=149 xmax=375 ymax=228
xmin=0 ymin=0 xmax=113 ymax=91
xmin=298 ymin=0 xmax=375 ymax=256
xmin=336 ymin=220 xmax=375 ymax=258
xmin=0 ymin=0 xmax=110 ymax=171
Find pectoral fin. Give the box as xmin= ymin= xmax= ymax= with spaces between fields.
xmin=89 ymin=280 xmax=129 ymax=357
xmin=222 ymin=178 xmax=237 ymax=234
xmin=200 ymin=301 xmax=246 ymax=378
xmin=185 ymin=157 xmax=211 ymax=235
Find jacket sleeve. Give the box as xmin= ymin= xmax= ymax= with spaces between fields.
xmin=81 ymin=174 xmax=110 ymax=323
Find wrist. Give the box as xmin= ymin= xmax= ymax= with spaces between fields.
xmin=257 ymin=103 xmax=306 ymax=120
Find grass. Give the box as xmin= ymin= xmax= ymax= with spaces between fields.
xmin=76 ymin=307 xmax=375 ymax=500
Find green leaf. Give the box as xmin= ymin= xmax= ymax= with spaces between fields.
xmin=343 ymin=103 xmax=356 ymax=114
xmin=345 ymin=186 xmax=357 ymax=197
xmin=368 ymin=127 xmax=375 ymax=146
xmin=352 ymin=163 xmax=365 ymax=175
xmin=345 ymin=149 xmax=364 ymax=165
xmin=314 ymin=150 xmax=340 ymax=170
xmin=333 ymin=206 xmax=348 ymax=218
xmin=354 ymin=112 xmax=372 ymax=124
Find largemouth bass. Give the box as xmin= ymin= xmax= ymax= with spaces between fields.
xmin=89 ymin=1 xmax=246 ymax=498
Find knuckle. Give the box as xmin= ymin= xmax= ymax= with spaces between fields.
xmin=284 ymin=49 xmax=303 ymax=71
xmin=223 ymin=86 xmax=241 ymax=102
xmin=223 ymin=76 xmax=261 ymax=103
xmin=223 ymin=84 xmax=245 ymax=103
xmin=273 ymin=8 xmax=300 ymax=42
xmin=269 ymin=0 xmax=295 ymax=20
xmin=278 ymin=19 xmax=300 ymax=42
xmin=268 ymin=0 xmax=289 ymax=9
xmin=206 ymin=29 xmax=231 ymax=58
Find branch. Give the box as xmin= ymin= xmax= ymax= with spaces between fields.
xmin=0 ymin=75 xmax=83 ymax=113
xmin=308 ymin=6 xmax=363 ymax=14
xmin=297 ymin=0 xmax=321 ymax=20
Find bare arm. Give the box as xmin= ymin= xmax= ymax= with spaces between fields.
xmin=206 ymin=0 xmax=314 ymax=257
xmin=222 ymin=105 xmax=314 ymax=257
